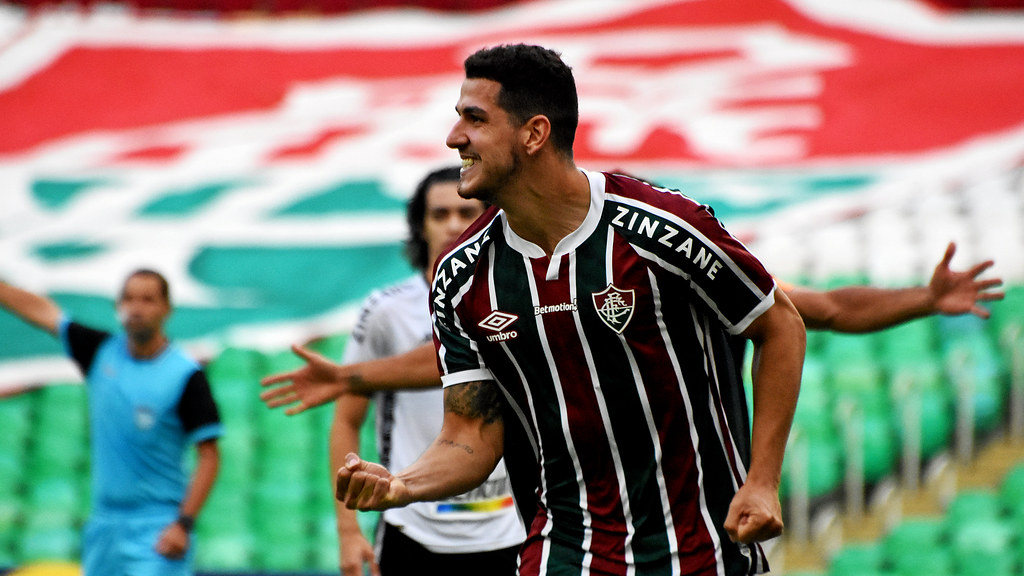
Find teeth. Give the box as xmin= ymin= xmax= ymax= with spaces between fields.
xmin=462 ymin=158 xmax=475 ymax=169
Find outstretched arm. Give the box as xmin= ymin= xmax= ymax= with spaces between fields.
xmin=725 ymin=289 xmax=805 ymax=544
xmin=260 ymin=342 xmax=441 ymax=415
xmin=789 ymin=242 xmax=1003 ymax=333
xmin=336 ymin=379 xmax=505 ymax=511
xmin=0 ymin=280 xmax=62 ymax=335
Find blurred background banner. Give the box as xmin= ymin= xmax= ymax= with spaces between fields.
xmin=1 ymin=0 xmax=1022 ymax=387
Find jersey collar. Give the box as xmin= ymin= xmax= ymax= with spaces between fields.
xmin=500 ymin=169 xmax=606 ymax=259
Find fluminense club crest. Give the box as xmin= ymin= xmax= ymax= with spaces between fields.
xmin=592 ymin=284 xmax=635 ymax=334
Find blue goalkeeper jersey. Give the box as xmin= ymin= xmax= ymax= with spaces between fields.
xmin=59 ymin=318 xmax=222 ymax=515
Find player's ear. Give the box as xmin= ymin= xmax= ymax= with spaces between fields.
xmin=521 ymin=114 xmax=551 ymax=155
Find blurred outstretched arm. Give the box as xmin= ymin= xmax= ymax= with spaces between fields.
xmin=788 ymin=242 xmax=1003 ymax=333
xmin=0 ymin=280 xmax=62 ymax=335
xmin=260 ymin=342 xmax=440 ymax=415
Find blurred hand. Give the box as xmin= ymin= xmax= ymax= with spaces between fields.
xmin=260 ymin=344 xmax=352 ymax=415
xmin=154 ymin=521 xmax=189 ymax=560
xmin=723 ymin=481 xmax=784 ymax=544
xmin=930 ymin=242 xmax=1004 ymax=319
xmin=336 ymin=453 xmax=409 ymax=511
xmin=338 ymin=529 xmax=379 ymax=576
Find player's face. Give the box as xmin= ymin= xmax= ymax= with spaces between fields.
xmin=422 ymin=181 xmax=486 ymax=268
xmin=116 ymin=275 xmax=170 ymax=343
xmin=445 ymin=78 xmax=524 ymax=203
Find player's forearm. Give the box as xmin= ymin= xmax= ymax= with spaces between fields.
xmin=395 ymin=414 xmax=503 ymax=503
xmin=793 ymin=285 xmax=933 ymax=333
xmin=180 ymin=440 xmax=219 ymax=519
xmin=346 ymin=343 xmax=441 ymax=393
xmin=746 ymin=298 xmax=805 ymax=488
xmin=0 ymin=281 xmax=62 ymax=335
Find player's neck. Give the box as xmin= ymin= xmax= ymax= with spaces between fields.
xmin=502 ymin=161 xmax=590 ymax=257
xmin=129 ymin=333 xmax=169 ymax=360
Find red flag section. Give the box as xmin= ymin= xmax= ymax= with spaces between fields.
xmin=0 ymin=0 xmax=1022 ymax=165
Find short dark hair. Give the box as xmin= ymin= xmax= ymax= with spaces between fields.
xmin=464 ymin=44 xmax=579 ymax=156
xmin=121 ymin=268 xmax=170 ymax=305
xmin=405 ymin=166 xmax=463 ymax=271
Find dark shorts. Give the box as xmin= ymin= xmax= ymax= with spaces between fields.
xmin=378 ymin=522 xmax=520 ymax=576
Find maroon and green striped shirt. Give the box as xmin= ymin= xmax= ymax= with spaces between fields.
xmin=431 ymin=171 xmax=777 ymax=576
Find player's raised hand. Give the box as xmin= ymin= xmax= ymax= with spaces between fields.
xmin=929 ymin=242 xmax=1004 ymax=319
xmin=336 ymin=453 xmax=410 ymax=511
xmin=259 ymin=344 xmax=350 ymax=415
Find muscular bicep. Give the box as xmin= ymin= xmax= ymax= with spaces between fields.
xmin=443 ymin=379 xmax=504 ymax=424
xmin=439 ymin=380 xmax=505 ymax=468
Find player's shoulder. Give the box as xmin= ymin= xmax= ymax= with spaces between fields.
xmin=362 ymin=275 xmax=427 ymax=314
xmin=602 ymin=171 xmax=715 ymax=222
xmin=432 ymin=206 xmax=501 ymax=287
xmin=351 ymin=275 xmax=426 ymax=341
xmin=604 ymin=172 xmax=700 ymax=206
xmin=164 ymin=342 xmax=203 ymax=371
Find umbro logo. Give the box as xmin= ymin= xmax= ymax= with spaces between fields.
xmin=478 ymin=311 xmax=518 ymax=332
xmin=478 ymin=311 xmax=519 ymax=342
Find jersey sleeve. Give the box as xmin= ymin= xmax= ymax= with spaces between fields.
xmin=674 ymin=202 xmax=776 ymax=333
xmin=429 ymin=280 xmax=494 ymax=388
xmin=607 ymin=176 xmax=777 ymax=334
xmin=176 ymin=370 xmax=223 ymax=444
xmin=59 ymin=317 xmax=111 ymax=377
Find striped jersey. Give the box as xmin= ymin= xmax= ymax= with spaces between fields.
xmin=430 ymin=171 xmax=777 ymax=576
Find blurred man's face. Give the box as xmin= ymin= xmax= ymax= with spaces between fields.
xmin=117 ymin=274 xmax=170 ymax=344
xmin=422 ymin=180 xmax=486 ymax=270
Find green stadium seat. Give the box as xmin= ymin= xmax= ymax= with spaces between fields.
xmin=311 ymin=513 xmax=341 ymax=572
xmin=200 ymin=486 xmax=250 ymax=536
xmin=883 ymin=517 xmax=951 ymax=576
xmin=0 ymin=496 xmax=21 ymax=536
xmin=17 ymin=525 xmax=79 ymax=563
xmin=26 ymin=477 xmax=82 ymax=517
xmin=878 ymin=318 xmax=938 ymax=362
xmin=254 ymin=536 xmax=312 ymax=573
xmin=206 ymin=346 xmax=264 ymax=381
xmin=945 ymin=489 xmax=1003 ymax=526
xmin=942 ymin=317 xmax=1008 ymax=433
xmin=194 ymin=530 xmax=255 ymax=572
xmin=0 ymin=539 xmax=15 ymax=571
xmin=949 ymin=518 xmax=1016 ymax=576
xmin=0 ymin=451 xmax=23 ymax=496
xmin=0 ymin=392 xmax=34 ymax=437
xmin=998 ymin=461 xmax=1024 ymax=522
xmin=827 ymin=541 xmax=885 ymax=576
xmin=834 ymin=392 xmax=899 ymax=484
